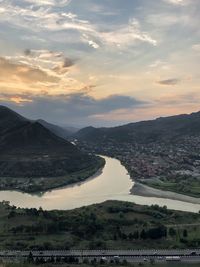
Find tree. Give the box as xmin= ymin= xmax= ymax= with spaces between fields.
xmin=147 ymin=225 xmax=167 ymax=239
xmin=183 ymin=229 xmax=188 ymax=238
xmin=83 ymin=258 xmax=89 ymax=264
xmin=140 ymin=229 xmax=147 ymax=239
xmin=169 ymin=227 xmax=176 ymax=237
xmin=133 ymin=230 xmax=139 ymax=239
xmin=150 ymin=258 xmax=155 ymax=265
xmin=27 ymin=252 xmax=34 ymax=263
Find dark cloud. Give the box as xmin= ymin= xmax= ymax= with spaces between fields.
xmin=24 ymin=49 xmax=32 ymax=56
xmin=0 ymin=93 xmax=147 ymax=126
xmin=52 ymin=56 xmax=76 ymax=74
xmin=63 ymin=57 xmax=75 ymax=68
xmin=157 ymin=78 xmax=180 ymax=85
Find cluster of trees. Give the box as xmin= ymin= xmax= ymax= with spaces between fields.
xmin=10 ymin=210 xmax=103 ymax=237
xmin=27 ymin=255 xmax=129 ymax=266
xmin=116 ymin=225 xmax=167 ymax=241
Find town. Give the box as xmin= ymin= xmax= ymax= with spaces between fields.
xmin=76 ymin=135 xmax=200 ymax=198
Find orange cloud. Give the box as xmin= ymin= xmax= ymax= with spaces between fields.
xmin=0 ymin=57 xmax=59 ymax=84
xmin=10 ymin=96 xmax=33 ymax=105
xmin=0 ymin=55 xmax=92 ymax=97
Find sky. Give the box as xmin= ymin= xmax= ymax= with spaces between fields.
xmin=0 ymin=0 xmax=200 ymax=127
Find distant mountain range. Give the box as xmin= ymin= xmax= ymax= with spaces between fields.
xmin=37 ymin=119 xmax=75 ymax=140
xmin=75 ymin=111 xmax=200 ymax=144
xmin=0 ymin=106 xmax=103 ymax=180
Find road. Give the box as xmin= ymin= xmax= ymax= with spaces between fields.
xmin=0 ymin=249 xmax=200 ymax=263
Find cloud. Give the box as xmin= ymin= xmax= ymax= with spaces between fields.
xmin=149 ymin=60 xmax=170 ymax=70
xmin=157 ymin=78 xmax=180 ymax=85
xmin=52 ymin=56 xmax=76 ymax=74
xmin=97 ymin=19 xmax=157 ymax=48
xmin=82 ymin=18 xmax=157 ymax=49
xmin=23 ymin=49 xmax=63 ymax=61
xmin=82 ymin=34 xmax=100 ymax=49
xmin=63 ymin=57 xmax=75 ymax=68
xmin=24 ymin=49 xmax=32 ymax=56
xmin=164 ymin=0 xmax=185 ymax=5
xmin=192 ymin=44 xmax=200 ymax=52
xmin=0 ymin=1 xmax=157 ymax=50
xmin=21 ymin=49 xmax=76 ymax=75
xmin=21 ymin=35 xmax=46 ymax=43
xmin=0 ymin=57 xmax=59 ymax=84
xmin=0 ymin=92 xmax=147 ymax=125
xmin=147 ymin=13 xmax=191 ymax=27
xmin=0 ymin=94 xmax=33 ymax=105
xmin=0 ymin=2 xmax=96 ymax=33
xmin=0 ymin=53 xmax=88 ymax=97
xmin=157 ymin=92 xmax=200 ymax=105
xmin=22 ymin=0 xmax=72 ymax=7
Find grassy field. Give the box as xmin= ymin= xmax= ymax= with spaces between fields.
xmin=0 ymin=200 xmax=200 ymax=250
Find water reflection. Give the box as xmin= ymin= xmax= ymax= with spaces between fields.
xmin=0 ymin=156 xmax=199 ymax=213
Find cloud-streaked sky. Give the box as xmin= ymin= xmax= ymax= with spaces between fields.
xmin=0 ymin=0 xmax=200 ymax=126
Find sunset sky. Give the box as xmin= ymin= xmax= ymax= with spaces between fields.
xmin=0 ymin=0 xmax=200 ymax=126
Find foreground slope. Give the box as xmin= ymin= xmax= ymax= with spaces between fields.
xmin=0 ymin=200 xmax=200 ymax=250
xmin=0 ymin=106 xmax=104 ymax=192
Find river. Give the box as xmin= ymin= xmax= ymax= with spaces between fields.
xmin=0 ymin=156 xmax=199 ymax=212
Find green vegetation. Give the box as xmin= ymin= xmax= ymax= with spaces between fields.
xmin=0 ymin=156 xmax=105 ymax=193
xmin=0 ymin=200 xmax=200 ymax=250
xmin=142 ymin=175 xmax=200 ymax=198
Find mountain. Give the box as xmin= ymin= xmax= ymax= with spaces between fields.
xmin=75 ymin=111 xmax=200 ymax=144
xmin=0 ymin=105 xmax=28 ymax=135
xmin=0 ymin=106 xmax=103 ymax=181
xmin=63 ymin=125 xmax=79 ymax=134
xmin=37 ymin=119 xmax=73 ymax=139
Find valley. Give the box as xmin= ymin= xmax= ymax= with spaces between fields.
xmin=1 ymin=0 xmax=200 ymax=264
xmin=75 ymin=112 xmax=200 ymax=198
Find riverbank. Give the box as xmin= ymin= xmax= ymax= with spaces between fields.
xmin=131 ymin=183 xmax=200 ymax=205
xmin=139 ymin=176 xmax=200 ymax=198
xmin=0 ymin=156 xmax=200 ymax=212
xmin=106 ymin=155 xmax=200 ymax=201
xmin=0 ymin=157 xmax=105 ymax=193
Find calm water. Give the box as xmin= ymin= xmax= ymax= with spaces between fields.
xmin=0 ymin=156 xmax=200 ymax=212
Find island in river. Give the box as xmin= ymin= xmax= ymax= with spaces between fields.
xmin=0 ymin=106 xmax=105 ymax=193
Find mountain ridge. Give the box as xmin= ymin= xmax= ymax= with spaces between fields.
xmin=75 ymin=110 xmax=200 ymax=143
xmin=0 ymin=106 xmax=104 ymax=189
xmin=37 ymin=119 xmax=74 ymax=139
